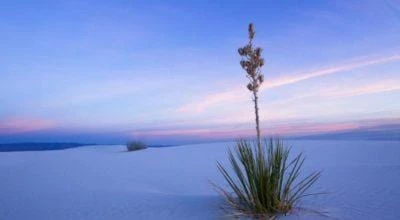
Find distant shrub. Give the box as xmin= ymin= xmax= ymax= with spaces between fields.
xmin=126 ymin=141 xmax=147 ymax=152
xmin=216 ymin=138 xmax=321 ymax=218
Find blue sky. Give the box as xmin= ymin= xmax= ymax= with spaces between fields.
xmin=1 ymin=0 xmax=400 ymax=144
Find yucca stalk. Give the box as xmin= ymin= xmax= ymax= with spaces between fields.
xmin=238 ymin=23 xmax=265 ymax=148
xmin=217 ymin=138 xmax=321 ymax=218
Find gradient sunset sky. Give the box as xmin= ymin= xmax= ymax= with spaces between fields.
xmin=1 ymin=0 xmax=400 ymax=144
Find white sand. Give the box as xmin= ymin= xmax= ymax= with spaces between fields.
xmin=0 ymin=140 xmax=399 ymax=219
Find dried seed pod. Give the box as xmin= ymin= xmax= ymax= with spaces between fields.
xmin=254 ymin=82 xmax=259 ymax=90
xmin=248 ymin=23 xmax=255 ymax=39
xmin=247 ymin=83 xmax=253 ymax=91
xmin=240 ymin=60 xmax=246 ymax=68
xmin=258 ymin=74 xmax=264 ymax=84
xmin=238 ymin=48 xmax=244 ymax=55
xmin=255 ymin=47 xmax=262 ymax=57
xmin=259 ymin=58 xmax=265 ymax=67
xmin=240 ymin=47 xmax=246 ymax=55
xmin=247 ymin=68 xmax=255 ymax=76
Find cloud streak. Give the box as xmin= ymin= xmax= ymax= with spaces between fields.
xmin=263 ymin=54 xmax=400 ymax=90
xmin=128 ymin=118 xmax=400 ymax=141
xmin=177 ymin=54 xmax=400 ymax=114
xmin=0 ymin=117 xmax=56 ymax=135
xmin=208 ymin=79 xmax=400 ymax=125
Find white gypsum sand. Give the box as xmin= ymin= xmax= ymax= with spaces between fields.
xmin=0 ymin=140 xmax=399 ymax=219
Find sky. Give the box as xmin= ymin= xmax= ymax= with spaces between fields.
xmin=1 ymin=0 xmax=400 ymax=144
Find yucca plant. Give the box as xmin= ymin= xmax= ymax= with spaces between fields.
xmin=217 ymin=138 xmax=321 ymax=218
xmin=216 ymin=23 xmax=322 ymax=218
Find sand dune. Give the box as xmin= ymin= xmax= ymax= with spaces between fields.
xmin=0 ymin=140 xmax=399 ymax=219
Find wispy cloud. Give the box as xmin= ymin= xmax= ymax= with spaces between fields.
xmin=131 ymin=127 xmax=254 ymax=140
xmin=262 ymin=54 xmax=400 ymax=89
xmin=177 ymin=89 xmax=244 ymax=113
xmin=324 ymin=80 xmax=400 ymax=98
xmin=177 ymin=54 xmax=400 ymax=114
xmin=264 ymin=79 xmax=400 ymax=107
xmin=129 ymin=117 xmax=400 ymax=141
xmin=0 ymin=117 xmax=56 ymax=135
xmin=209 ymin=79 xmax=400 ymax=125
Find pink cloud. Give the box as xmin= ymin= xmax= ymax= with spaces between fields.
xmin=176 ymin=54 xmax=400 ymax=114
xmin=262 ymin=54 xmax=400 ymax=90
xmin=133 ymin=128 xmax=212 ymax=136
xmin=325 ymin=81 xmax=400 ymax=98
xmin=190 ymin=79 xmax=400 ymax=125
xmin=0 ymin=117 xmax=57 ymax=135
xmin=130 ymin=122 xmax=353 ymax=139
xmin=260 ymin=80 xmax=400 ymax=108
xmin=132 ymin=127 xmax=255 ymax=140
xmin=130 ymin=117 xmax=400 ymax=140
xmin=267 ymin=122 xmax=360 ymax=136
xmin=177 ymin=88 xmax=245 ymax=113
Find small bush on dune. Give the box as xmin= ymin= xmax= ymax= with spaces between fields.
xmin=216 ymin=138 xmax=321 ymax=219
xmin=126 ymin=141 xmax=147 ymax=152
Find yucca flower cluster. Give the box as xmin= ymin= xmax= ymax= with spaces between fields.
xmin=238 ymin=23 xmax=265 ymax=93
